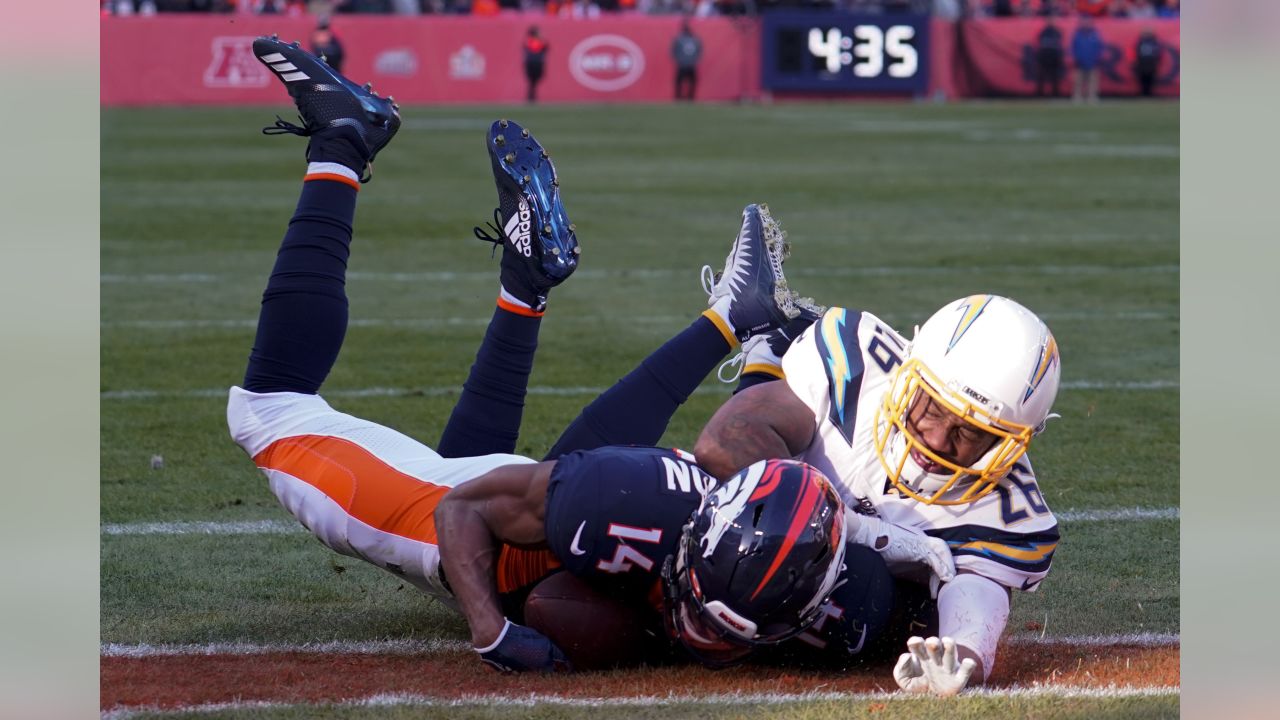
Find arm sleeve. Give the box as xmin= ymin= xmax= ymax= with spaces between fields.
xmin=936 ymin=573 xmax=1010 ymax=681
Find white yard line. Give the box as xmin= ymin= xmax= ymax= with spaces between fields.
xmin=101 ymin=685 xmax=1180 ymax=719
xmin=101 ymin=264 xmax=1178 ymax=285
xmin=101 ymin=309 xmax=1178 ymax=330
xmin=100 ymin=507 xmax=1178 ymax=538
xmin=100 ymin=379 xmax=1178 ymax=401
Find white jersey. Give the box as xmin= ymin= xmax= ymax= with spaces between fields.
xmin=781 ymin=308 xmax=1059 ymax=592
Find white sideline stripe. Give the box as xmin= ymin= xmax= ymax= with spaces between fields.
xmin=101 ymin=507 xmax=1177 ymax=537
xmin=99 ymin=633 xmax=1177 ymax=658
xmin=99 ymin=380 xmax=1177 ymax=401
xmin=101 ymin=686 xmax=1179 ymax=719
xmin=101 ymin=309 xmax=1178 ymax=330
xmin=100 ymin=264 xmax=1178 ymax=284
xmin=258 ymin=52 xmax=286 ymax=63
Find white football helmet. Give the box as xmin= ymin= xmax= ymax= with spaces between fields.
xmin=872 ymin=295 xmax=1061 ymax=505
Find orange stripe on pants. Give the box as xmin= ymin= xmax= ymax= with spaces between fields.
xmin=255 ymin=434 xmax=561 ymax=593
xmin=254 ymin=434 xmax=448 ymax=544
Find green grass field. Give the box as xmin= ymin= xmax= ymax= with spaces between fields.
xmin=101 ymin=101 xmax=1178 ymax=718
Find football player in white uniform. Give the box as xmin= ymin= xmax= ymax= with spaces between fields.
xmin=695 ymin=294 xmax=1062 ymax=696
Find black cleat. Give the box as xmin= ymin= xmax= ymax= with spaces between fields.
xmin=473 ymin=120 xmax=578 ymax=313
xmin=701 ymin=204 xmax=818 ymax=342
xmin=253 ymin=36 xmax=400 ymax=181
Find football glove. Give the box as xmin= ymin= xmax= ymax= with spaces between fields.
xmin=893 ymin=636 xmax=976 ymax=697
xmin=845 ymin=510 xmax=955 ymax=597
xmin=474 ymin=619 xmax=572 ymax=673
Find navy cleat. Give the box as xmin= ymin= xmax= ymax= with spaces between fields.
xmin=253 ymin=35 xmax=400 ymax=182
xmin=473 ymin=119 xmax=579 ymax=313
xmin=702 ymin=204 xmax=819 ymax=342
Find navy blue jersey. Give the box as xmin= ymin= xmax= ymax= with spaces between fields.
xmin=544 ymin=446 xmax=713 ymax=599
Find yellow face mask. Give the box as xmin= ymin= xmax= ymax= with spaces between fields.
xmin=872 ymin=358 xmax=1035 ymax=505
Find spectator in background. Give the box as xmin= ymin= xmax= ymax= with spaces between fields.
xmin=523 ymin=26 xmax=549 ymax=104
xmin=1134 ymin=27 xmax=1161 ymax=96
xmin=311 ymin=17 xmax=345 ymax=73
xmin=992 ymin=0 xmax=1013 ymax=16
xmin=1127 ymin=0 xmax=1156 ymax=18
xmin=1034 ymin=19 xmax=1064 ymax=98
xmin=671 ymin=19 xmax=702 ymax=102
xmin=1070 ymin=14 xmax=1102 ymax=103
xmin=1155 ymin=0 xmax=1178 ymax=17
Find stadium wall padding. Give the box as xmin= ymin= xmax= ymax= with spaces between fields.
xmin=100 ymin=15 xmax=761 ymax=106
xmin=99 ymin=15 xmax=1177 ymax=106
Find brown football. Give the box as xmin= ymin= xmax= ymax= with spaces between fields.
xmin=523 ymin=571 xmax=662 ymax=670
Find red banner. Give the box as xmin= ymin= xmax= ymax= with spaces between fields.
xmin=101 ymin=15 xmax=761 ymax=106
xmin=955 ymin=18 xmax=1180 ymax=97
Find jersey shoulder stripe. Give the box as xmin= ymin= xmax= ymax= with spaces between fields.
xmin=925 ymin=523 xmax=1060 ymax=574
xmin=815 ymin=308 xmax=867 ymax=445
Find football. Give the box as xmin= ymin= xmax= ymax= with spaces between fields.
xmin=523 ymin=571 xmax=663 ymax=670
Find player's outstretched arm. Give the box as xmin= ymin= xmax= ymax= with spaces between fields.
xmin=435 ymin=461 xmax=570 ymax=672
xmin=694 ymin=381 xmax=817 ymax=480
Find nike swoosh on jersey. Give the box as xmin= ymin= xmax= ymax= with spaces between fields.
xmin=569 ymin=521 xmax=587 ymax=556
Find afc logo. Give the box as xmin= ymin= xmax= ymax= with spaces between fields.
xmin=204 ymin=37 xmax=271 ymax=89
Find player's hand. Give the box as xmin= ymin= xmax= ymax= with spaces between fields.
xmin=475 ymin=619 xmax=573 ymax=673
xmin=846 ymin=512 xmax=955 ymax=597
xmin=893 ymin=636 xmax=976 ymax=697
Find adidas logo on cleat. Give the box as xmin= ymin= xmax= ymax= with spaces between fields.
xmin=503 ymin=198 xmax=534 ymax=258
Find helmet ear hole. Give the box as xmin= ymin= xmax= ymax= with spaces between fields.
xmin=752 ymin=503 xmax=765 ymax=526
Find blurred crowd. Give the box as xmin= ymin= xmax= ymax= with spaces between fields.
xmin=980 ymin=0 xmax=1178 ymax=17
xmin=102 ymin=0 xmax=1179 ymax=15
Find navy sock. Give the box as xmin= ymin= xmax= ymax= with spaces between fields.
xmin=544 ymin=316 xmax=733 ymax=459
xmin=242 ymin=180 xmax=358 ymax=394
xmin=436 ymin=307 xmax=542 ymax=458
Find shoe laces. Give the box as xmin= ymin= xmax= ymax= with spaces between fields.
xmin=263 ymin=115 xmax=312 ymax=137
xmin=262 ymin=115 xmax=374 ymax=183
xmin=699 ymin=264 xmax=721 ymax=300
xmin=472 ymin=208 xmax=506 ymax=258
xmin=717 ymin=350 xmax=746 ymax=384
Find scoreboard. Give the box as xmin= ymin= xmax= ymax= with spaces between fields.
xmin=761 ymin=12 xmax=931 ymax=94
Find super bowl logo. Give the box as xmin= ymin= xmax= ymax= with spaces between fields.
xmin=568 ymin=34 xmax=645 ymax=92
xmin=204 ymin=37 xmax=270 ymax=89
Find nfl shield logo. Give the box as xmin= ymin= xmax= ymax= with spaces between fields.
xmin=204 ymin=37 xmax=270 ymax=88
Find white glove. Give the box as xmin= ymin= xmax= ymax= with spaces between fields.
xmin=845 ymin=510 xmax=955 ymax=597
xmin=893 ymin=636 xmax=976 ymax=697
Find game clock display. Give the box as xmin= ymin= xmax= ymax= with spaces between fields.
xmin=762 ymin=12 xmax=931 ymax=93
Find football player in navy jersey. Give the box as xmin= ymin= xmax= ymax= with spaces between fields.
xmin=230 ymin=38 xmax=855 ymax=675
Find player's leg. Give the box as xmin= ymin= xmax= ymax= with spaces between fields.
xmin=241 ymin=36 xmax=399 ymax=395
xmin=544 ymin=204 xmax=817 ymax=458
xmin=436 ymin=121 xmax=579 ymax=458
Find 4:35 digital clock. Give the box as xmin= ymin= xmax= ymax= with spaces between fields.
xmin=761 ymin=12 xmax=931 ymax=93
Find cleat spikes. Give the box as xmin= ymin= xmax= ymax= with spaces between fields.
xmin=271 ymin=33 xmax=279 ymax=40
xmin=291 ymin=41 xmax=301 ymax=48
xmin=543 ymin=224 xmax=552 ymax=234
xmin=572 ymin=246 xmax=581 ymax=255
xmin=495 ymin=135 xmax=505 ymax=146
xmin=499 ymin=119 xmax=509 ymax=128
xmin=363 ymin=82 xmax=372 ymax=91
xmin=568 ymin=223 xmax=576 ymax=232
xmin=521 ymin=129 xmax=530 ymax=138
xmin=551 ymin=247 xmax=561 ymax=256
xmin=522 ymin=174 xmax=531 ymax=184
xmin=505 ymin=152 xmax=516 ymax=163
